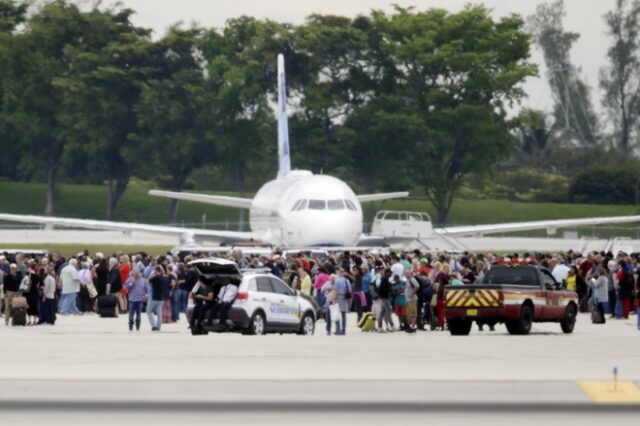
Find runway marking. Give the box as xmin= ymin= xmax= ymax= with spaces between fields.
xmin=578 ymin=381 xmax=640 ymax=404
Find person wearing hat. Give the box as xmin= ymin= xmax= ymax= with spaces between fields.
xmin=3 ymin=263 xmax=23 ymax=325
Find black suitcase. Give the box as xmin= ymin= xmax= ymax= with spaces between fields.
xmin=591 ymin=305 xmax=605 ymax=324
xmin=12 ymin=308 xmax=27 ymax=326
xmin=97 ymin=295 xmax=118 ymax=318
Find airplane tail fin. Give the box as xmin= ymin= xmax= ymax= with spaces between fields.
xmin=277 ymin=54 xmax=291 ymax=178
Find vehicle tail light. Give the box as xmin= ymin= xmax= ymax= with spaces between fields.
xmin=237 ymin=292 xmax=249 ymax=300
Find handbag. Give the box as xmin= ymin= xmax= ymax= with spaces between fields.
xmin=19 ymin=275 xmax=32 ymax=293
xmin=11 ymin=296 xmax=28 ymax=309
xmin=344 ymin=282 xmax=352 ymax=299
xmin=329 ymin=303 xmax=341 ymax=320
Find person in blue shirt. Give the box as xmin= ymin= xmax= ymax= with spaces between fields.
xmin=334 ymin=268 xmax=352 ymax=335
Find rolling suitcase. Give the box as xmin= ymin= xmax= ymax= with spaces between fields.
xmin=591 ymin=304 xmax=605 ymax=324
xmin=357 ymin=312 xmax=374 ymax=328
xmin=12 ymin=308 xmax=27 ymax=326
xmin=97 ymin=295 xmax=118 ymax=318
xmin=361 ymin=315 xmax=376 ymax=332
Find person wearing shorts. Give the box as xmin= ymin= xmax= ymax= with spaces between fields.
xmin=392 ymin=274 xmax=410 ymax=332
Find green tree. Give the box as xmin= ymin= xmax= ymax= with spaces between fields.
xmin=135 ymin=27 xmax=216 ymax=222
xmin=0 ymin=0 xmax=26 ymax=32
xmin=54 ymin=6 xmax=156 ymax=219
xmin=0 ymin=0 xmax=27 ymax=181
xmin=200 ymin=18 xmax=283 ymax=228
xmin=342 ymin=96 xmax=423 ymax=192
xmin=367 ymin=6 xmax=536 ymax=224
xmin=600 ymin=0 xmax=640 ymax=149
xmin=288 ymin=14 xmax=370 ymax=175
xmin=6 ymin=1 xmax=91 ymax=215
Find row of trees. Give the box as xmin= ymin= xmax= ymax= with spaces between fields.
xmin=0 ymin=1 xmax=536 ymax=224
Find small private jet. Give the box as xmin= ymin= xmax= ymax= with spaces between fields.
xmin=1 ymin=55 xmax=640 ymax=247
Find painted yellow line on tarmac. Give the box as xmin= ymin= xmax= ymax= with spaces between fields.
xmin=578 ymin=381 xmax=640 ymax=404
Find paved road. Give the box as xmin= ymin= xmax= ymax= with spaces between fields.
xmin=0 ymin=312 xmax=638 ymax=424
xmin=0 ymin=313 xmax=637 ymax=381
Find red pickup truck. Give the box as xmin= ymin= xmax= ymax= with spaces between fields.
xmin=444 ymin=265 xmax=579 ymax=336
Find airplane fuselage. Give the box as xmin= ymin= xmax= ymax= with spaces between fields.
xmin=250 ymin=170 xmax=363 ymax=247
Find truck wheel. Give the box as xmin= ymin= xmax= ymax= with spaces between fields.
xmin=560 ymin=304 xmax=577 ymax=334
xmin=507 ymin=304 xmax=533 ymax=335
xmin=505 ymin=321 xmax=518 ymax=335
xmin=448 ymin=318 xmax=472 ymax=335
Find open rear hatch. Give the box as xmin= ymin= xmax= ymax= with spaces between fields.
xmin=188 ymin=258 xmax=241 ymax=281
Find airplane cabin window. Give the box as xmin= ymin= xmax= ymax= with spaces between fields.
xmin=308 ymin=200 xmax=326 ymax=210
xmin=327 ymin=199 xmax=345 ymax=210
xmin=344 ymin=199 xmax=357 ymax=211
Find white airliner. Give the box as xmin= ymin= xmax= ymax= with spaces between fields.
xmin=2 ymin=55 xmax=640 ymax=247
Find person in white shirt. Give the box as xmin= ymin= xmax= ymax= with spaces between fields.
xmin=42 ymin=267 xmax=57 ymax=324
xmin=58 ymin=259 xmax=81 ymax=315
xmin=78 ymin=262 xmax=94 ymax=313
xmin=552 ymin=258 xmax=571 ymax=284
xmin=207 ymin=278 xmax=238 ymax=327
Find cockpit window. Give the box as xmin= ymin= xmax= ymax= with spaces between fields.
xmin=293 ymin=200 xmax=307 ymax=211
xmin=327 ymin=200 xmax=345 ymax=210
xmin=344 ymin=199 xmax=357 ymax=211
xmin=291 ymin=200 xmax=303 ymax=211
xmin=308 ymin=200 xmax=326 ymax=210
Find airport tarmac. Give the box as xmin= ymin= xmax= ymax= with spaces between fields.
xmin=0 ymin=228 xmax=627 ymax=252
xmin=0 ymin=312 xmax=638 ymax=424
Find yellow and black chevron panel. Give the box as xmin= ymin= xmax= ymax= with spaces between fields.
xmin=446 ymin=289 xmax=500 ymax=308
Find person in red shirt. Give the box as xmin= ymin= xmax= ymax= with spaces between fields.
xmin=616 ymin=260 xmax=634 ymax=319
xmin=579 ymin=254 xmax=594 ymax=279
xmin=415 ymin=258 xmax=431 ymax=276
xmin=118 ymin=254 xmax=132 ymax=312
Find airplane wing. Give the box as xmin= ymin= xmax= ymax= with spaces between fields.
xmin=435 ymin=215 xmax=640 ymax=237
xmin=0 ymin=214 xmax=262 ymax=245
xmin=148 ymin=190 xmax=253 ymax=209
xmin=357 ymin=192 xmax=409 ymax=203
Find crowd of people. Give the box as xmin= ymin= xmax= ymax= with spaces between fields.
xmin=0 ymin=247 xmax=639 ymax=333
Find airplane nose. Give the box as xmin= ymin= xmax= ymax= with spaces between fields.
xmin=302 ymin=211 xmax=362 ymax=246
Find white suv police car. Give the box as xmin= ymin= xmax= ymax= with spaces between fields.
xmin=189 ymin=258 xmax=317 ymax=336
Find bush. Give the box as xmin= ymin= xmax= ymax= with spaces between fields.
xmin=569 ymin=166 xmax=639 ymax=205
xmin=467 ymin=170 xmax=569 ymax=203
